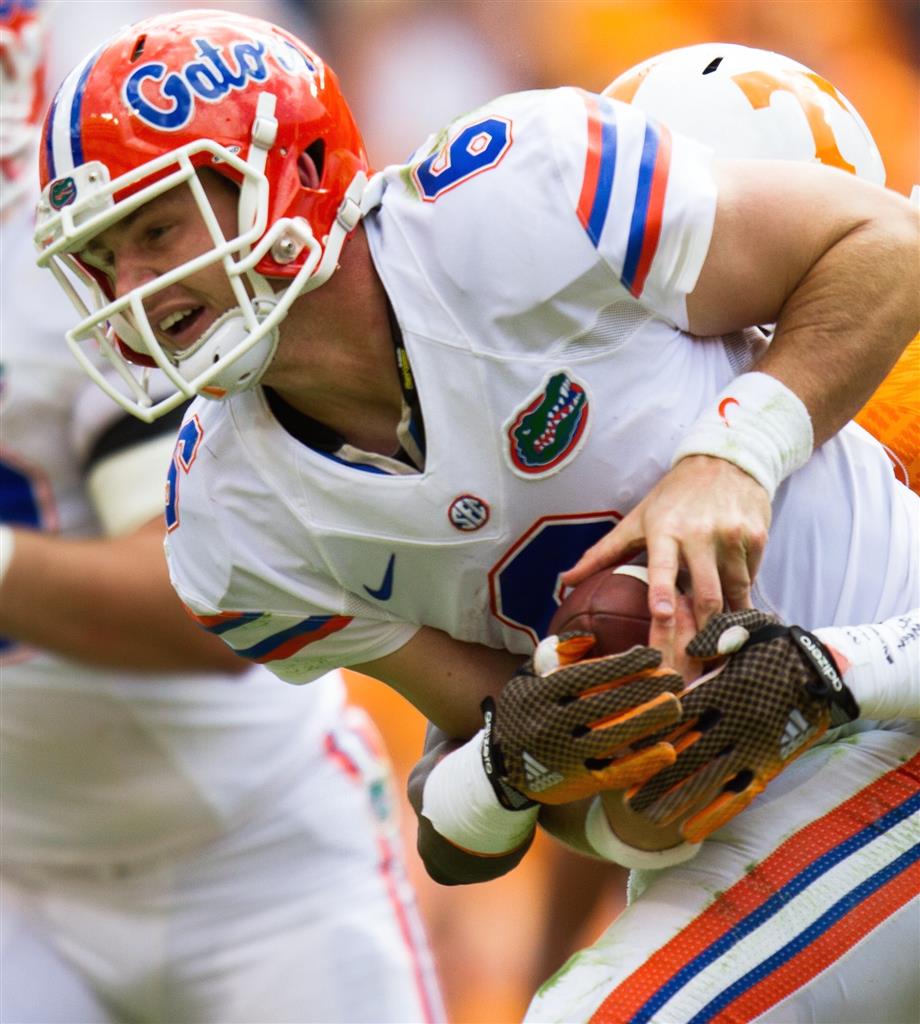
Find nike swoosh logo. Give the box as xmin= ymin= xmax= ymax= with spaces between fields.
xmin=363 ymin=554 xmax=396 ymax=601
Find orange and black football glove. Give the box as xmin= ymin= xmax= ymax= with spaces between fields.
xmin=626 ymin=609 xmax=860 ymax=842
xmin=481 ymin=633 xmax=684 ymax=808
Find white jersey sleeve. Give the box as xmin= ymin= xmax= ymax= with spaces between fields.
xmin=548 ymin=88 xmax=717 ymax=327
xmin=163 ymin=400 xmax=420 ymax=684
xmin=396 ymin=87 xmax=717 ymax=336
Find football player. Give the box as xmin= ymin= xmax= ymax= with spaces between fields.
xmin=606 ymin=40 xmax=920 ymax=496
xmin=0 ymin=4 xmax=443 ymax=1021
xmin=31 ymin=9 xmax=919 ymax=1022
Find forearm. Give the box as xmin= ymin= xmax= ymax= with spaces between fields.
xmin=0 ymin=522 xmax=246 ymax=672
xmin=684 ymin=165 xmax=919 ymax=487
xmin=760 ymin=210 xmax=919 ymax=448
xmin=817 ymin=610 xmax=920 ymax=720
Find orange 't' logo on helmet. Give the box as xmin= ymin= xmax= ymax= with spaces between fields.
xmin=730 ymin=70 xmax=856 ymax=175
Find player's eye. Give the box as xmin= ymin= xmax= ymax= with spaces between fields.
xmin=143 ymin=222 xmax=173 ymax=246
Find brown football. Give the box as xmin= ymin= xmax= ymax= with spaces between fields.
xmin=548 ymin=565 xmax=651 ymax=654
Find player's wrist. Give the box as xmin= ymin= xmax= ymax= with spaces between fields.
xmin=584 ymin=796 xmax=701 ymax=869
xmin=0 ymin=524 xmax=15 ymax=588
xmin=672 ymin=371 xmax=813 ymax=499
xmin=479 ymin=695 xmax=541 ymax=810
xmin=815 ymin=611 xmax=920 ymax=720
xmin=785 ymin=625 xmax=860 ymax=726
xmin=421 ymin=728 xmax=539 ymax=856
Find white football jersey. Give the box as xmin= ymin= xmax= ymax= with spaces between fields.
xmin=164 ymin=88 xmax=919 ymax=684
xmin=0 ymin=199 xmax=344 ymax=865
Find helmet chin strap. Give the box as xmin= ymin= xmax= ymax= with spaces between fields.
xmin=176 ymin=301 xmax=281 ymax=399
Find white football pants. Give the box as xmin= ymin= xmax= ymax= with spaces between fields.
xmin=0 ymin=706 xmax=444 ymax=1024
xmin=527 ymin=721 xmax=920 ymax=1024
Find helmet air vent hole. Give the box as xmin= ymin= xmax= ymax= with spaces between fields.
xmin=702 ymin=57 xmax=723 ymax=75
xmin=297 ymin=140 xmax=325 ymax=188
xmin=130 ymin=35 xmax=147 ymax=62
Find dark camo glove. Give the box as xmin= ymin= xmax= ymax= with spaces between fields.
xmin=627 ymin=609 xmax=859 ymax=841
xmin=481 ymin=633 xmax=685 ymax=808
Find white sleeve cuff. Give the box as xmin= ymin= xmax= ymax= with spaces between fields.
xmin=585 ymin=795 xmax=701 ymax=869
xmin=671 ymin=372 xmax=813 ymax=499
xmin=421 ymin=729 xmax=539 ymax=856
xmin=815 ymin=611 xmax=920 ymax=721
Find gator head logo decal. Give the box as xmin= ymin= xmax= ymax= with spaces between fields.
xmin=49 ymin=176 xmax=77 ymax=209
xmin=505 ymin=371 xmax=590 ymax=477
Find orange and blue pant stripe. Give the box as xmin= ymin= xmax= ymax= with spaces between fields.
xmin=590 ymin=753 xmax=920 ymax=1023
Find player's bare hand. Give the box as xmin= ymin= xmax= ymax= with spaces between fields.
xmin=562 ymin=455 xmax=771 ymax=663
xmin=671 ymin=591 xmax=705 ymax=682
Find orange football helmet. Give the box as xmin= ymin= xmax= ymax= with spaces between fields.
xmin=34 ymin=9 xmax=376 ymax=421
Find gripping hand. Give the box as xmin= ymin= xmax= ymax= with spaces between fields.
xmin=481 ymin=633 xmax=684 ymax=807
xmin=627 ymin=610 xmax=859 ymax=841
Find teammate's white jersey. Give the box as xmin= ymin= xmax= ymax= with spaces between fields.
xmin=165 ymin=88 xmax=919 ymax=683
xmin=0 ymin=200 xmax=343 ymax=866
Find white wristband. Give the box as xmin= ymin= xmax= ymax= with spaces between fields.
xmin=421 ymin=729 xmax=539 ymax=856
xmin=815 ymin=610 xmax=920 ymax=720
xmin=584 ymin=796 xmax=701 ymax=869
xmin=672 ymin=372 xmax=813 ymax=499
xmin=0 ymin=525 xmax=15 ymax=587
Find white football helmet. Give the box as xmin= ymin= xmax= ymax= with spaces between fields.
xmin=604 ymin=42 xmax=886 ymax=185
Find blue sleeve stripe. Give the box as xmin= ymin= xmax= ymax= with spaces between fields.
xmin=235 ymin=615 xmax=348 ymax=661
xmin=203 ymin=611 xmax=264 ymax=636
xmin=621 ymin=121 xmax=661 ymax=293
xmin=586 ymin=115 xmax=618 ymax=246
xmin=577 ymin=94 xmax=619 ymax=248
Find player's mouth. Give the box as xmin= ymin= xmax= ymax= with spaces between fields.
xmin=156 ymin=305 xmax=211 ymax=350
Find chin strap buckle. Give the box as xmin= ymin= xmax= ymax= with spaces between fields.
xmin=335 ymin=171 xmax=386 ymax=234
xmin=250 ymin=93 xmax=279 ymax=152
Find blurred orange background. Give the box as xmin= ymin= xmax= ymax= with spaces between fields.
xmin=326 ymin=0 xmax=919 ymax=197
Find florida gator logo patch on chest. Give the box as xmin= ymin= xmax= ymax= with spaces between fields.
xmin=505 ymin=371 xmax=590 ymax=477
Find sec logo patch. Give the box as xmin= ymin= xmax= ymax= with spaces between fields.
xmin=448 ymin=494 xmax=490 ymax=532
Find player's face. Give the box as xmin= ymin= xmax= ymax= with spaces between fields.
xmin=79 ymin=170 xmax=241 ymax=354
